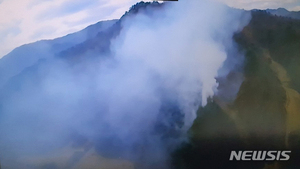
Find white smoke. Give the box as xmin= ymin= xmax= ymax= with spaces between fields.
xmin=112 ymin=0 xmax=248 ymax=127
xmin=0 ymin=0 xmax=250 ymax=168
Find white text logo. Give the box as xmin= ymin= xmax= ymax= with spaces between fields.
xmin=229 ymin=151 xmax=291 ymax=161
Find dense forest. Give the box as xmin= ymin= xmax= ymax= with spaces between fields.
xmin=174 ymin=10 xmax=300 ymax=169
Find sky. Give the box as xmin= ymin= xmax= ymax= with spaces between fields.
xmin=0 ymin=0 xmax=300 ymax=58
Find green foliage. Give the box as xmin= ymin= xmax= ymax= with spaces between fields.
xmin=237 ymin=10 xmax=300 ymax=92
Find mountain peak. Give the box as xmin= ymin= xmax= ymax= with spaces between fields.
xmin=120 ymin=1 xmax=163 ymax=20
xmin=266 ymin=7 xmax=300 ymax=20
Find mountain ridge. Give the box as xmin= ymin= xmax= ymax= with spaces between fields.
xmin=0 ymin=19 xmax=117 ymax=87
xmin=1 ymin=2 xmax=300 ymax=169
xmin=266 ymin=8 xmax=300 ymax=20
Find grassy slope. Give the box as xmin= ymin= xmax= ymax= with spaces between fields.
xmin=235 ymin=10 xmax=300 ymax=150
xmin=175 ymin=10 xmax=300 ymax=169
xmin=270 ymin=55 xmax=300 ymax=149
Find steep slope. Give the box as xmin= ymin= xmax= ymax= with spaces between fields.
xmin=0 ymin=20 xmax=117 ymax=87
xmin=235 ymin=12 xmax=300 ymax=150
xmin=1 ymin=3 xmax=300 ymax=169
xmin=174 ymin=10 xmax=300 ymax=169
xmin=0 ymin=2 xmax=168 ymax=169
xmin=269 ymin=53 xmax=300 ymax=148
xmin=57 ymin=1 xmax=164 ymax=61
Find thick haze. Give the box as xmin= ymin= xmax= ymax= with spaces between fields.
xmin=0 ymin=0 xmax=299 ymax=58
xmin=0 ymin=0 xmax=249 ymax=168
xmin=0 ymin=0 xmax=153 ymax=58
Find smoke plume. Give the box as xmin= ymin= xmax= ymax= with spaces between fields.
xmin=0 ymin=0 xmax=250 ymax=168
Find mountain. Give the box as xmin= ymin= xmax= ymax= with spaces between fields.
xmin=174 ymin=9 xmax=300 ymax=169
xmin=0 ymin=19 xmax=117 ymax=87
xmin=0 ymin=2 xmax=165 ymax=90
xmin=266 ymin=8 xmax=300 ymax=20
xmin=1 ymin=2 xmax=300 ymax=169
